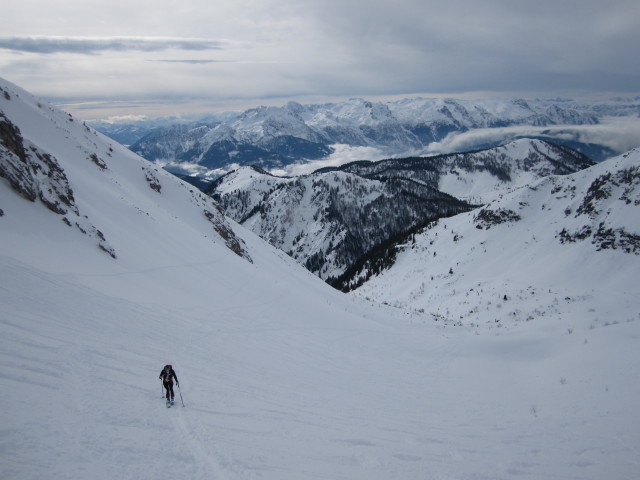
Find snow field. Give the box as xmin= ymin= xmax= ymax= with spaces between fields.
xmin=2 ymin=242 xmax=639 ymax=479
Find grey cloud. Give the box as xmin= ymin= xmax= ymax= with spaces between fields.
xmin=2 ymin=0 xmax=638 ymax=119
xmin=151 ymin=59 xmax=222 ymax=64
xmin=0 ymin=37 xmax=225 ymax=55
xmin=427 ymin=118 xmax=640 ymax=156
xmin=294 ymin=0 xmax=640 ymax=94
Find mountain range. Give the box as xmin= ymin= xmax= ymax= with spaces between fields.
xmin=2 ymin=77 xmax=640 ymax=480
xmin=208 ymin=139 xmax=594 ymax=283
xmin=108 ymin=96 xmax=640 ymax=180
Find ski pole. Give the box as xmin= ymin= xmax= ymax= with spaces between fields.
xmin=161 ymin=379 xmax=165 ymax=399
xmin=177 ymin=383 xmax=185 ymax=407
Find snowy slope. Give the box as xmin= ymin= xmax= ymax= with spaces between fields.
xmin=0 ymin=80 xmax=250 ymax=266
xmin=353 ymin=149 xmax=640 ymax=330
xmin=2 ymin=78 xmax=640 ymax=480
xmin=437 ymin=138 xmax=594 ymax=203
xmin=209 ymin=165 xmax=472 ymax=281
xmin=331 ymin=138 xmax=593 ymax=204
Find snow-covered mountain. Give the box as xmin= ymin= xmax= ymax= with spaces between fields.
xmin=209 ymin=139 xmax=592 ymax=282
xmin=88 ymin=111 xmax=240 ymax=147
xmin=351 ymin=148 xmax=640 ymax=330
xmin=123 ymin=96 xmax=637 ymax=178
xmin=0 ymin=82 xmax=250 ymax=264
xmin=322 ymin=138 xmax=594 ymax=204
xmin=2 ymin=78 xmax=640 ymax=480
xmin=208 ymin=165 xmax=473 ymax=281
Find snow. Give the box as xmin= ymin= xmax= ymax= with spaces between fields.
xmin=126 ymin=94 xmax=640 ymax=176
xmin=439 ymin=169 xmax=509 ymax=204
xmin=2 ymin=78 xmax=640 ymax=480
xmin=354 ymin=151 xmax=640 ymax=325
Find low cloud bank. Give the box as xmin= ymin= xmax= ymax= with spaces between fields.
xmin=272 ymin=145 xmax=388 ymax=177
xmin=274 ymin=116 xmax=640 ymax=177
xmin=426 ymin=116 xmax=640 ymax=157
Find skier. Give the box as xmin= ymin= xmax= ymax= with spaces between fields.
xmin=159 ymin=364 xmax=179 ymax=406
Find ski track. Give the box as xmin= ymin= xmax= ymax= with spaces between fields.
xmin=2 ymin=253 xmax=640 ymax=479
xmin=171 ymin=406 xmax=229 ymax=479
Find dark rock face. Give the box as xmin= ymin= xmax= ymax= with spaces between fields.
xmin=203 ymin=207 xmax=253 ymax=262
xmin=0 ymin=113 xmax=116 ymax=258
xmin=474 ymin=208 xmax=522 ymax=230
xmin=1 ymin=113 xmax=76 ymax=213
xmin=0 ymin=112 xmax=34 ymax=200
xmin=558 ymin=162 xmax=640 ymax=254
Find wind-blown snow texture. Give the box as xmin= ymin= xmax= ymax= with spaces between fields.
xmin=2 ymin=78 xmax=640 ymax=480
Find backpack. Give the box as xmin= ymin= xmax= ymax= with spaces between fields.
xmin=162 ymin=364 xmax=174 ymax=382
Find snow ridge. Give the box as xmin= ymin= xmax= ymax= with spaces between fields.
xmin=0 ymin=78 xmax=251 ymax=263
xmin=353 ymin=148 xmax=640 ymax=329
xmin=210 ymin=139 xmax=592 ymax=282
xmin=209 ymin=165 xmax=473 ymax=281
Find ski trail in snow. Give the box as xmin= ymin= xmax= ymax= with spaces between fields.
xmin=171 ymin=407 xmax=228 ymax=479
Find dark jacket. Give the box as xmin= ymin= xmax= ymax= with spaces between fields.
xmin=159 ymin=366 xmax=178 ymax=385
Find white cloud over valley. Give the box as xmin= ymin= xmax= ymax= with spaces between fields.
xmin=427 ymin=117 xmax=640 ymax=156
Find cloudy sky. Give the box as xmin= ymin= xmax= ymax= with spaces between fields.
xmin=1 ymin=0 xmax=639 ymax=120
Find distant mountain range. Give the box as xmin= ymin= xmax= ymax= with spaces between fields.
xmin=90 ymin=96 xmax=639 ymax=180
